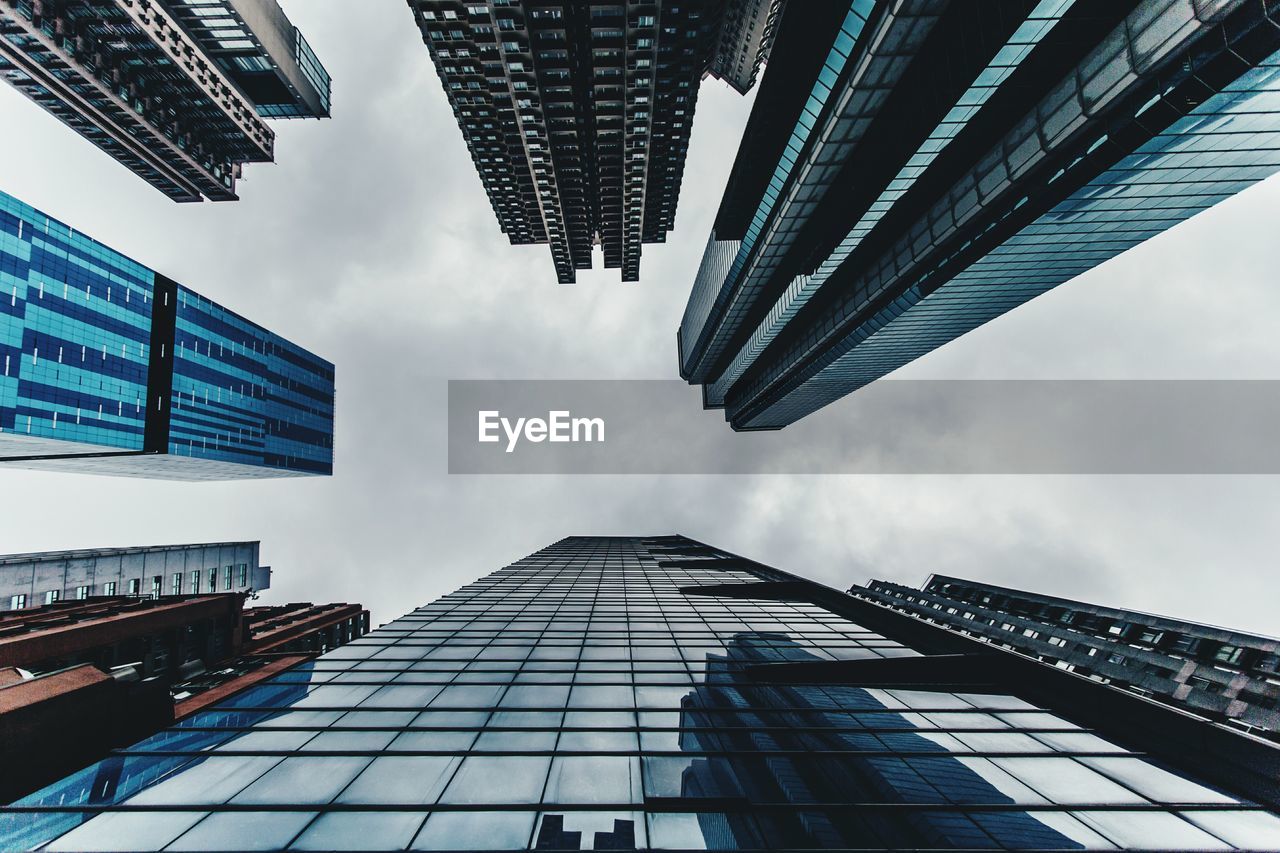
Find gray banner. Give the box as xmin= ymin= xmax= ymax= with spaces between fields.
xmin=447 ymin=379 xmax=1280 ymax=474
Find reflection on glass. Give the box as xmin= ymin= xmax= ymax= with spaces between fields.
xmin=412 ymin=811 xmax=535 ymax=850
xmin=290 ymin=812 xmax=427 ymax=851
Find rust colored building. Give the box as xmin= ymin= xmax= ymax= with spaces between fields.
xmin=0 ymin=594 xmax=367 ymax=803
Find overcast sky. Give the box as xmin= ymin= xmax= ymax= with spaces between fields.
xmin=0 ymin=2 xmax=1277 ymax=637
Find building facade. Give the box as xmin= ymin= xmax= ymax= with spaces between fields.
xmin=854 ymin=575 xmax=1280 ymax=743
xmin=3 ymin=535 xmax=1279 ymax=850
xmin=703 ymin=0 xmax=782 ymax=95
xmin=0 ymin=591 xmax=368 ymax=803
xmin=0 ymin=190 xmax=336 ymax=480
xmin=0 ymin=0 xmax=331 ymax=202
xmin=160 ymin=0 xmax=332 ymax=120
xmin=0 ymin=541 xmax=269 ymax=612
xmin=407 ymin=0 xmax=744 ymax=284
xmin=679 ymin=0 xmax=1280 ymax=429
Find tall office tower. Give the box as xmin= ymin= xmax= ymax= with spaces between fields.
xmin=0 ymin=591 xmax=368 ymax=803
xmin=703 ymin=0 xmax=783 ymax=94
xmin=0 ymin=190 xmax=336 ymax=480
xmin=408 ymin=1 xmax=729 ymax=284
xmin=679 ymin=0 xmax=1280 ymax=430
xmin=0 ymin=0 xmax=331 ymax=201
xmin=1 ymin=541 xmax=270 ymax=612
xmin=5 ymin=535 xmax=1280 ymax=850
xmin=854 ymin=575 xmax=1280 ymax=744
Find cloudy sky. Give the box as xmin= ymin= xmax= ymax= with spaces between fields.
xmin=0 ymin=1 xmax=1277 ymax=636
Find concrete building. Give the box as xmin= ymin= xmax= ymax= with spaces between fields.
xmin=704 ymin=0 xmax=782 ymax=94
xmin=3 ymin=535 xmax=1278 ymax=849
xmin=853 ymin=574 xmax=1280 ymax=743
xmin=0 ymin=592 xmax=368 ymax=803
xmin=0 ymin=0 xmax=332 ymax=202
xmin=679 ymin=0 xmax=1280 ymax=429
xmin=407 ymin=0 xmax=776 ymax=284
xmin=0 ymin=190 xmax=336 ymax=480
xmin=0 ymin=542 xmax=269 ymax=612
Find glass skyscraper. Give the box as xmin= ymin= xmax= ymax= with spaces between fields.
xmin=4 ymin=535 xmax=1279 ymax=850
xmin=679 ymin=0 xmax=1280 ymax=429
xmin=0 ymin=190 xmax=335 ymax=480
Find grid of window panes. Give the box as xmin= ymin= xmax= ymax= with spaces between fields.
xmin=5 ymin=536 xmax=1280 ymax=851
xmin=0 ymin=191 xmax=153 ymax=452
xmin=169 ymin=286 xmax=334 ymax=476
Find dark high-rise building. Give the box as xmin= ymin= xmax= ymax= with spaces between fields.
xmin=854 ymin=574 xmax=1280 ymax=744
xmin=703 ymin=0 xmax=783 ymax=95
xmin=0 ymin=190 xmax=336 ymax=480
xmin=4 ymin=535 xmax=1279 ymax=850
xmin=0 ymin=541 xmax=269 ymax=612
xmin=679 ymin=0 xmax=1280 ymax=429
xmin=0 ymin=588 xmax=368 ymax=803
xmin=0 ymin=0 xmax=331 ymax=202
xmin=408 ymin=0 xmax=766 ymax=284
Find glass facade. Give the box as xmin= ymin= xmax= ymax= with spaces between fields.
xmin=0 ymin=192 xmax=153 ymax=454
xmin=4 ymin=536 xmax=1278 ymax=850
xmin=679 ymin=0 xmax=1280 ymax=430
xmin=0 ymin=189 xmax=334 ymax=479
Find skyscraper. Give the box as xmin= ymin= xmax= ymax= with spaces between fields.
xmin=679 ymin=0 xmax=1280 ymax=429
xmin=4 ymin=535 xmax=1278 ymax=850
xmin=0 ymin=0 xmax=331 ymax=202
xmin=702 ymin=0 xmax=782 ymax=95
xmin=853 ymin=574 xmax=1280 ymax=743
xmin=406 ymin=0 xmax=776 ymax=284
xmin=1 ymin=541 xmax=269 ymax=611
xmin=0 ymin=189 xmax=336 ymax=480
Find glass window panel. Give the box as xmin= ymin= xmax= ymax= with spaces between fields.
xmin=500 ymin=684 xmax=571 ymax=707
xmin=991 ymin=758 xmax=1145 ymax=804
xmin=231 ymin=756 xmax=369 ymax=804
xmin=568 ymin=685 xmax=634 ymax=708
xmin=1183 ymin=810 xmax=1280 ymax=848
xmin=475 ymin=729 xmax=558 ymax=750
xmin=533 ymin=811 xmax=646 ymax=849
xmin=439 ymin=756 xmax=551 ymax=804
xmin=129 ymin=756 xmax=282 ymax=805
xmin=412 ymin=811 xmax=535 ymax=850
xmin=388 ymin=731 xmax=478 ymax=751
xmin=412 ymin=710 xmax=491 ymax=728
xmin=430 ymin=684 xmax=507 ymax=708
xmin=643 ymin=756 xmax=743 ymax=799
xmin=44 ymin=811 xmax=208 ymax=852
xmin=544 ymin=756 xmax=641 ymax=804
xmin=557 ymin=729 xmax=639 ymax=751
xmin=1032 ymin=731 xmax=1127 ymax=753
xmin=1081 ymin=757 xmax=1237 ymax=804
xmin=647 ymin=812 xmax=757 ymax=850
xmin=215 ymin=730 xmax=315 ymax=752
xmin=952 ymin=732 xmax=1047 ymax=753
xmin=168 ymin=811 xmax=315 ymax=851
xmin=362 ymin=685 xmax=445 ymax=708
xmin=338 ymin=756 xmax=461 ymax=804
xmin=1073 ymin=810 xmax=1231 ymax=849
xmin=301 ymin=731 xmax=396 ymax=752
xmin=290 ymin=812 xmax=427 ymax=851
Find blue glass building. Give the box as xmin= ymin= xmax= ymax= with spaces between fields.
xmin=3 ymin=535 xmax=1278 ymax=851
xmin=679 ymin=0 xmax=1280 ymax=429
xmin=0 ymin=190 xmax=334 ymax=480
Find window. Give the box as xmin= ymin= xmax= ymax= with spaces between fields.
xmin=1215 ymin=644 xmax=1245 ymax=665
xmin=44 ymin=589 xmax=60 ymax=605
xmin=190 ymin=570 xmax=200 ymax=594
xmin=238 ymin=563 xmax=249 ymax=587
xmin=128 ymin=578 xmax=140 ymax=595
xmin=75 ymin=585 xmax=90 ymax=600
xmin=224 ymin=566 xmax=233 ymax=590
xmin=104 ymin=582 xmax=117 ymax=596
xmin=209 ymin=568 xmax=218 ymax=592
xmin=171 ymin=573 xmax=182 ymax=596
xmin=8 ymin=594 xmax=26 ymax=610
xmin=151 ymin=576 xmax=162 ymax=598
